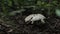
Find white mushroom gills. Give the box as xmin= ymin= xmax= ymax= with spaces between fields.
xmin=25 ymin=14 xmax=46 ymax=24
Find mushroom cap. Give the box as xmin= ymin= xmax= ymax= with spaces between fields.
xmin=25 ymin=14 xmax=46 ymax=22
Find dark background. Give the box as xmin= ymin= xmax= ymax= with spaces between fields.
xmin=0 ymin=0 xmax=60 ymax=34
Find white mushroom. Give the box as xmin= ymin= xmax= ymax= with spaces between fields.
xmin=25 ymin=14 xmax=46 ymax=24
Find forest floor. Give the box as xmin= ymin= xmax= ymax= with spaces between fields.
xmin=0 ymin=13 xmax=60 ymax=34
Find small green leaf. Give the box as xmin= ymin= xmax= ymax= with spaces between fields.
xmin=55 ymin=9 xmax=60 ymax=17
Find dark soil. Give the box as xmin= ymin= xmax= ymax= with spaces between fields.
xmin=0 ymin=13 xmax=60 ymax=34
